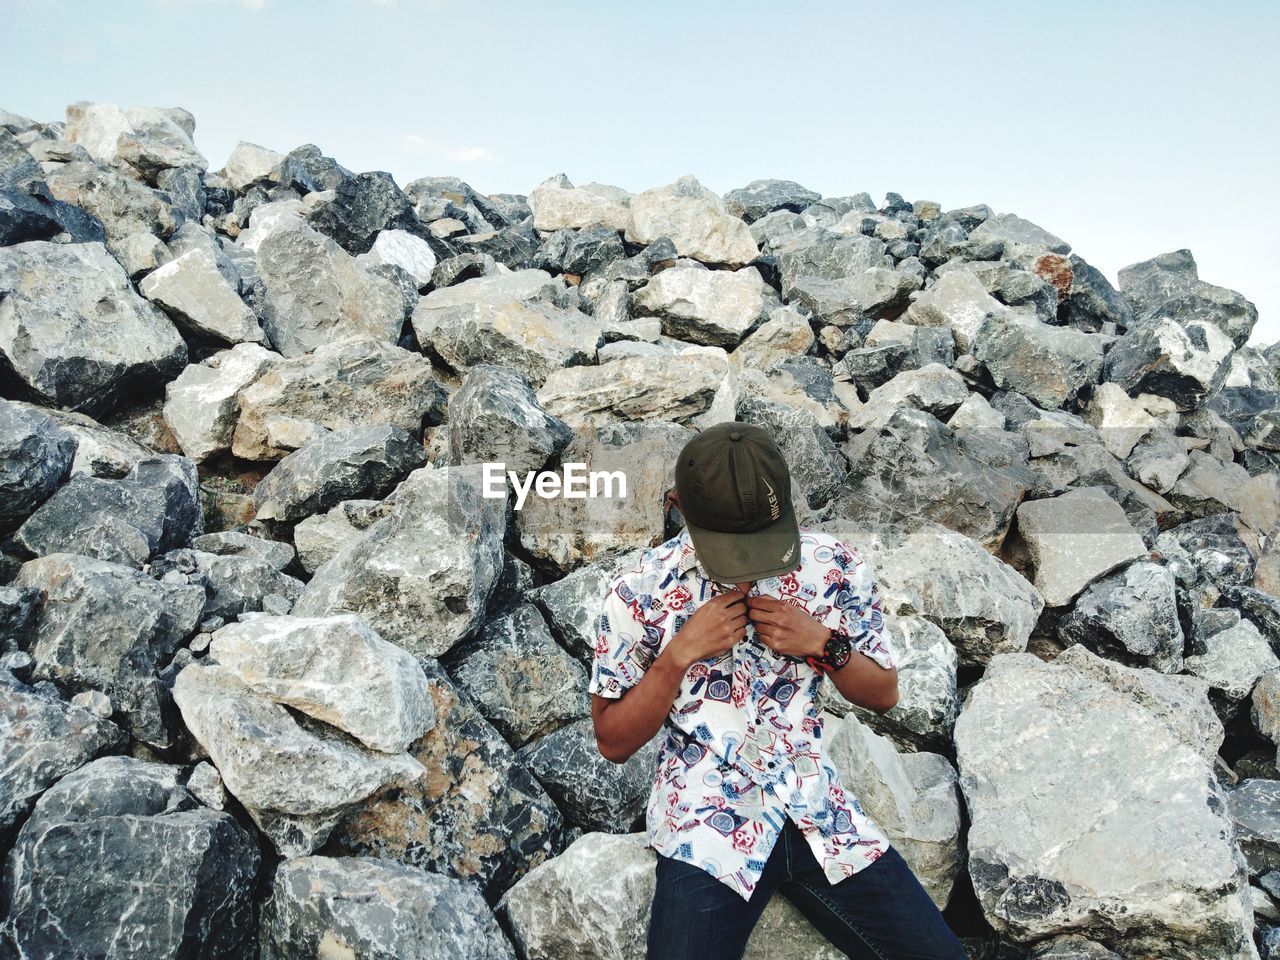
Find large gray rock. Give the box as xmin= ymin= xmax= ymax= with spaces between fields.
xmin=1102 ymin=316 xmax=1234 ymax=412
xmin=172 ymin=661 xmax=426 ymax=856
xmin=833 ymin=406 xmax=1035 ymax=551
xmin=209 ymin=613 xmax=435 ymax=754
xmin=723 ymin=178 xmax=821 ymax=223
xmin=824 ymin=712 xmax=963 ymax=910
xmin=64 ymin=101 xmax=207 ymax=179
xmin=0 ymin=755 xmax=260 ymax=960
xmin=526 ymin=549 xmax=649 ymax=662
xmin=446 ymin=364 xmax=573 ymax=477
xmin=255 ymin=220 xmax=408 ymax=357
xmin=729 ymin=304 xmax=816 ymax=373
xmin=139 ymin=247 xmax=263 ymax=345
xmin=231 ymin=335 xmax=445 ymax=461
xmin=516 ymin=716 xmax=664 ymax=832
xmin=849 ymin=522 xmax=1044 ymax=667
xmin=260 ymin=855 xmax=516 ymax=960
xmin=632 ymin=265 xmax=766 ymax=348
xmin=14 ymin=454 xmax=204 ymax=567
xmin=536 ymin=348 xmax=732 ymax=431
xmin=0 ymin=241 xmax=187 ymax=415
xmin=624 ymin=174 xmax=758 ymax=266
xmin=0 ymin=399 xmax=76 ymax=535
xmin=515 ymin=421 xmax=693 ymax=573
xmin=411 ymin=269 xmax=601 ymax=386
xmin=293 ymin=464 xmax=508 ymax=658
xmin=0 ymin=670 xmax=125 ymax=838
xmin=954 ymin=645 xmax=1255 ymax=958
xmin=325 ymin=658 xmax=565 ymax=905
xmin=496 ymin=831 xmax=847 ymax=960
xmin=162 ymin=341 xmax=277 ymax=462
xmin=15 ymin=552 xmax=204 ymax=748
xmin=973 ymin=307 xmax=1105 ymax=409
xmin=1015 ymin=488 xmax=1149 ymax=607
xmin=441 ymin=604 xmax=587 ymax=748
xmin=42 ymin=160 xmax=180 ymax=248
xmin=529 ymin=174 xmax=630 ymax=232
xmin=776 ymin=230 xmax=892 ymax=300
xmin=1057 ymin=560 xmax=1185 ymax=673
xmin=1118 ymin=249 xmax=1258 ymax=349
xmin=818 ymin=613 xmax=959 ymax=751
xmin=967 ymin=211 xmax=1070 ymax=260
xmin=253 ymin=423 xmax=426 ymax=522
xmin=904 ymin=268 xmax=1005 ymax=353
xmin=7 ymin=400 xmax=153 ymax=481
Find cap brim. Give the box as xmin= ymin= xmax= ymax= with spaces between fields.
xmin=683 ymin=501 xmax=803 ymax=583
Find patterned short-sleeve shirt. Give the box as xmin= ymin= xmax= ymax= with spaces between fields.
xmin=588 ymin=525 xmax=899 ymax=902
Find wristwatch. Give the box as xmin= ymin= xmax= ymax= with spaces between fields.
xmin=804 ymin=629 xmax=853 ymax=674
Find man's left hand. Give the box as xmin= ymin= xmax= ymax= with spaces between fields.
xmin=745 ymin=595 xmax=829 ymax=660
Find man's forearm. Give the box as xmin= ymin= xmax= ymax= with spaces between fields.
xmin=594 ymin=645 xmax=691 ymax=764
xmin=817 ymin=627 xmax=899 ymax=713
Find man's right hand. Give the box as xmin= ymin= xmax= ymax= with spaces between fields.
xmin=668 ymin=587 xmax=749 ymax=668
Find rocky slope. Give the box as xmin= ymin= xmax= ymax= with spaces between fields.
xmin=1 ymin=100 xmax=1279 ymax=960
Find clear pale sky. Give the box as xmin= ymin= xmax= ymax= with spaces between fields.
xmin=4 ymin=0 xmax=1277 ymax=347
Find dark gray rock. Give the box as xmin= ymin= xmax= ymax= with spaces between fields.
xmin=260 ymin=855 xmax=516 ymax=960
xmin=0 ymin=670 xmax=126 ymax=839
xmin=0 ymin=755 xmax=260 ymax=960
xmin=189 ymin=530 xmax=295 ymax=571
xmin=1226 ymin=778 xmax=1280 ymax=876
xmin=276 ymin=142 xmax=353 ymax=194
xmin=516 ymin=716 xmax=664 ymax=833
xmin=325 ymin=657 xmax=565 ymax=906
xmin=15 ymin=552 xmax=205 ymax=748
xmin=723 ymin=179 xmax=821 ymax=223
xmin=306 ymin=169 xmax=429 ymax=255
xmin=1118 ymin=249 xmax=1258 ymax=348
xmin=833 ymin=406 xmax=1035 ymax=550
xmin=253 ymin=423 xmax=427 ymax=523
xmin=148 ymin=547 xmax=305 ymax=622
xmin=0 ymin=241 xmax=187 ymax=416
xmin=1059 ymin=254 xmax=1134 ymax=333
xmin=1056 ymin=561 xmax=1185 ymax=672
xmin=533 ymin=225 xmax=625 ymax=276
xmin=14 ymin=454 xmax=203 ymax=568
xmin=446 ymin=365 xmax=573 ymax=477
xmin=0 ymin=399 xmax=77 ymax=535
xmin=1101 ymin=316 xmax=1234 ymax=412
xmin=440 ymin=603 xmax=588 ymax=748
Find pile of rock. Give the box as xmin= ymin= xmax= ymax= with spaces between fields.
xmin=1 ymin=100 xmax=1278 ymax=959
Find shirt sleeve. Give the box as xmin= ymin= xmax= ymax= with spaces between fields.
xmin=832 ymin=541 xmax=898 ymax=671
xmin=587 ymin=574 xmax=656 ymax=699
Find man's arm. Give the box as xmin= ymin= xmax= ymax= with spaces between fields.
xmin=590 ymin=585 xmax=748 ymax=764
xmin=592 ymin=645 xmax=691 ymax=764
xmin=825 ymin=633 xmax=899 ymax=713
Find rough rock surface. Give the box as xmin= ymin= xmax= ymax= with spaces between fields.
xmin=1 ymin=99 xmax=1275 ymax=958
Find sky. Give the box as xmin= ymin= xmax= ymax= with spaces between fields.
xmin=3 ymin=0 xmax=1278 ymax=348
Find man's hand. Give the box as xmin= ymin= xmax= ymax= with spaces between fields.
xmin=668 ymin=588 xmax=749 ymax=669
xmin=745 ymin=595 xmax=830 ymax=659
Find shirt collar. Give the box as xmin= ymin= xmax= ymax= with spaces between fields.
xmin=671 ymin=527 xmax=710 ymax=581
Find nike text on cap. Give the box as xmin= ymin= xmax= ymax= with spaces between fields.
xmin=674 ymin=420 xmax=803 ymax=583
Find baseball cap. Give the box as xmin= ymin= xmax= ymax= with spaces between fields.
xmin=674 ymin=421 xmax=802 ymax=583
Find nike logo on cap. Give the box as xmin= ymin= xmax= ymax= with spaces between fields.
xmin=761 ymin=477 xmax=781 ymax=520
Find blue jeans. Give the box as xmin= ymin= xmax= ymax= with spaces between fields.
xmin=646 ymin=816 xmax=967 ymax=960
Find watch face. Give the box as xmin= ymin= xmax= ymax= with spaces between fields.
xmin=826 ymin=633 xmax=852 ymax=667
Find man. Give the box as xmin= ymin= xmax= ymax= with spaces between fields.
xmin=588 ymin=421 xmax=966 ymax=960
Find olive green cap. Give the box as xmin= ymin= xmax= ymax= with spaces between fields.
xmin=674 ymin=421 xmax=802 ymax=583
